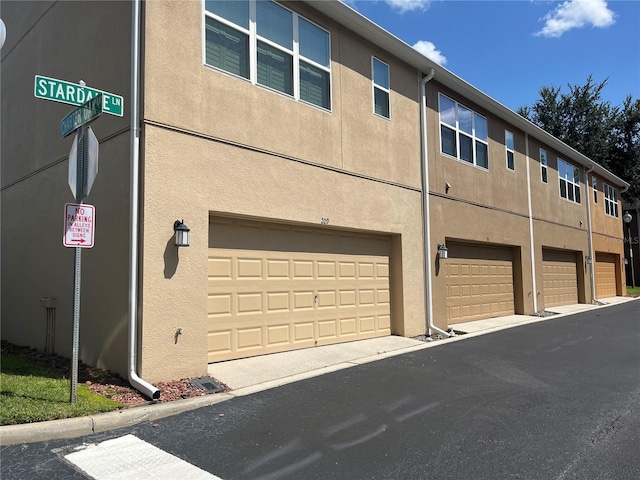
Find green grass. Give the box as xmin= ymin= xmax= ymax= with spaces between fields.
xmin=1 ymin=353 xmax=122 ymax=425
xmin=627 ymin=286 xmax=640 ymax=297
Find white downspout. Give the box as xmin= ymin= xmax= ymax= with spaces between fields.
xmin=128 ymin=0 xmax=160 ymax=400
xmin=585 ymin=165 xmax=597 ymax=305
xmin=420 ymin=68 xmax=451 ymax=338
xmin=524 ymin=133 xmax=538 ymax=313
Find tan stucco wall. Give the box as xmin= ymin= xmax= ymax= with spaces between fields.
xmin=138 ymin=126 xmax=426 ymax=382
xmin=425 ymin=82 xmax=530 ymax=216
xmin=589 ymin=172 xmax=625 ymax=239
xmin=1 ymin=1 xmax=133 ymax=375
xmin=143 ymin=0 xmax=421 ymax=189
xmin=527 ymin=137 xmax=588 ymax=229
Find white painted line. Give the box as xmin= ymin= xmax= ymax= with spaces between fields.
xmin=64 ymin=434 xmax=222 ymax=480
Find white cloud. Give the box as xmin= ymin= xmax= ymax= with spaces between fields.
xmin=385 ymin=0 xmax=432 ymax=14
xmin=412 ymin=40 xmax=447 ymax=65
xmin=536 ymin=0 xmax=616 ymax=38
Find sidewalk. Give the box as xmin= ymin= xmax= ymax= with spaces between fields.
xmin=2 ymin=296 xmax=636 ymax=446
xmin=450 ymin=295 xmax=632 ymax=334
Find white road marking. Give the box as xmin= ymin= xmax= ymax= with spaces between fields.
xmin=64 ymin=434 xmax=222 ymax=480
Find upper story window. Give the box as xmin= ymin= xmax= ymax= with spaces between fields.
xmin=604 ymin=183 xmax=619 ymax=218
xmin=439 ymin=93 xmax=489 ymax=169
xmin=204 ymin=0 xmax=331 ymax=110
xmin=558 ymin=158 xmax=581 ymax=204
xmin=505 ymin=130 xmax=515 ymax=171
xmin=592 ymin=176 xmax=598 ymax=203
xmin=540 ymin=149 xmax=548 ymax=183
xmin=372 ymin=58 xmax=390 ymax=118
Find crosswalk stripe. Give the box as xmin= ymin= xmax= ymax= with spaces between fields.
xmin=64 ymin=434 xmax=223 ymax=480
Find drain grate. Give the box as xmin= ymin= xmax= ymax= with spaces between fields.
xmin=190 ymin=377 xmax=224 ymax=394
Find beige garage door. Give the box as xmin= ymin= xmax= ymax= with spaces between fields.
xmin=207 ymin=217 xmax=391 ymax=362
xmin=446 ymin=244 xmax=515 ymax=323
xmin=595 ymin=252 xmax=617 ymax=298
xmin=542 ymin=249 xmax=579 ymax=308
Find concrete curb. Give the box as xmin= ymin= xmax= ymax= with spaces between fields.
xmin=1 ymin=393 xmax=234 ymax=446
xmin=2 ymin=297 xmax=636 ymax=446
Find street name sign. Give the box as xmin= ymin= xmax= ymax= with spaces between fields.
xmin=61 ymin=94 xmax=102 ymax=138
xmin=35 ymin=75 xmax=124 ymax=117
xmin=63 ymin=203 xmax=95 ymax=248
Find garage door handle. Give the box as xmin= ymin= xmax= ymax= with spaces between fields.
xmin=314 ymin=293 xmax=318 ymax=304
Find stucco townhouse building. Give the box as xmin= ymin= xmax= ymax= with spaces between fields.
xmin=1 ymin=0 xmax=628 ymax=397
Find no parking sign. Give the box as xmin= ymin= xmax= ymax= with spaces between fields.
xmin=63 ymin=203 xmax=95 ymax=248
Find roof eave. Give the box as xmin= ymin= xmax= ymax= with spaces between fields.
xmin=306 ymin=0 xmax=629 ymax=189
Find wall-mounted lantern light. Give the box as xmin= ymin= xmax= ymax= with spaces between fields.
xmin=585 ymin=255 xmax=593 ymax=265
xmin=437 ymin=243 xmax=448 ymax=259
xmin=173 ymin=220 xmax=190 ymax=247
xmin=624 ymin=258 xmax=629 ymax=265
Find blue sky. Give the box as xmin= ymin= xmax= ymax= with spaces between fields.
xmin=345 ymin=0 xmax=640 ymax=112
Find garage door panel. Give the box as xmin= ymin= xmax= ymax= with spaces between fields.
xmin=359 ymin=263 xmax=375 ymax=278
xmin=377 ymin=289 xmax=390 ymax=305
xmin=446 ymin=246 xmax=515 ymax=323
xmin=293 ymin=260 xmax=314 ymax=279
xmin=266 ymin=292 xmax=289 ymax=312
xmin=317 ymin=290 xmax=336 ymax=308
xmin=318 ymin=261 xmax=336 ymax=278
xmin=595 ymin=253 xmax=617 ymax=298
xmin=339 ymin=290 xmax=357 ymax=307
xmin=236 ymin=292 xmax=263 ymax=315
xmin=266 ymin=324 xmax=290 ymax=346
xmin=542 ymin=249 xmax=579 ymax=307
xmin=377 ymin=263 xmax=389 ymax=278
xmin=340 ymin=317 xmax=357 ymax=336
xmin=318 ymin=320 xmax=337 ymax=339
xmin=208 ymin=331 xmax=232 ymax=358
xmin=293 ymin=322 xmax=315 ymax=343
xmin=237 ymin=327 xmax=263 ymax=351
xmin=208 ymin=218 xmax=391 ymax=362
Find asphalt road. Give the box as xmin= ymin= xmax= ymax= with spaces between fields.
xmin=2 ymin=301 xmax=639 ymax=479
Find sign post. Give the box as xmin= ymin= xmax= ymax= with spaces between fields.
xmin=35 ymin=75 xmax=120 ymax=402
xmin=34 ymin=76 xmax=115 ymax=403
xmin=69 ymin=120 xmax=91 ymax=403
xmin=62 ymin=84 xmax=107 ymax=402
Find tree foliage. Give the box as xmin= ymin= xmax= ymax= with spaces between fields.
xmin=517 ymin=76 xmax=639 ymax=203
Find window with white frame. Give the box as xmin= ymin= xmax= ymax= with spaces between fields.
xmin=558 ymin=158 xmax=581 ymax=204
xmin=439 ymin=93 xmax=489 ymax=169
xmin=592 ymin=175 xmax=598 ymax=204
xmin=372 ymin=58 xmax=390 ymax=118
xmin=540 ymin=148 xmax=548 ymax=183
xmin=505 ymin=130 xmax=515 ymax=171
xmin=204 ymin=0 xmax=331 ymax=110
xmin=604 ymin=183 xmax=618 ymax=217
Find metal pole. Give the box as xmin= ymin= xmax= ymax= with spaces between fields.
xmin=629 ymin=224 xmax=636 ymax=290
xmin=70 ymin=124 xmax=87 ymax=403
